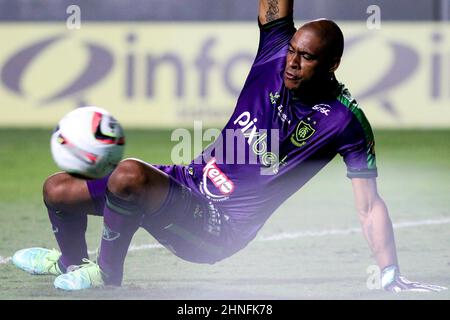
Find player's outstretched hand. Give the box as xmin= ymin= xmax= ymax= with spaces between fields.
xmin=382 ymin=265 xmax=447 ymax=293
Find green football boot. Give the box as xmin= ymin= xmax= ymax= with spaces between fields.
xmin=12 ymin=247 xmax=62 ymax=275
xmin=54 ymin=258 xmax=105 ymax=291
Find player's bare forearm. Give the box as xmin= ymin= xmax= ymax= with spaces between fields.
xmin=351 ymin=178 xmax=447 ymax=292
xmin=259 ymin=0 xmax=294 ymax=25
xmin=351 ymin=178 xmax=398 ymax=269
xmin=359 ymin=196 xmax=398 ymax=269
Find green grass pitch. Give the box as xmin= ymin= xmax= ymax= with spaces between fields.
xmin=0 ymin=128 xmax=449 ymax=299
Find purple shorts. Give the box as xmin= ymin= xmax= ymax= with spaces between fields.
xmin=86 ymin=164 xmax=238 ymax=264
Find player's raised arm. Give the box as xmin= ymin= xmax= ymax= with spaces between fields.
xmin=259 ymin=0 xmax=294 ymax=25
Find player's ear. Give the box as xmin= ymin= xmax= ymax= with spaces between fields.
xmin=328 ymin=57 xmax=341 ymax=73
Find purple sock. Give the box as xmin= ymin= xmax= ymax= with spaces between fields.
xmin=97 ymin=190 xmax=141 ymax=286
xmin=47 ymin=204 xmax=88 ymax=271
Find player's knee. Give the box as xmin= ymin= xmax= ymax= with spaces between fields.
xmin=107 ymin=159 xmax=148 ymax=198
xmin=42 ymin=172 xmax=73 ymax=208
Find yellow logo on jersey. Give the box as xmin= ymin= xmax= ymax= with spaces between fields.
xmin=291 ymin=120 xmax=316 ymax=147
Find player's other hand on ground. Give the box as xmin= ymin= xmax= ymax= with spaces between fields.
xmin=381 ymin=265 xmax=448 ymax=293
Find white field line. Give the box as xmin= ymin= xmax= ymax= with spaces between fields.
xmin=87 ymin=243 xmax=164 ymax=255
xmin=259 ymin=217 xmax=450 ymax=241
xmin=2 ymin=217 xmax=450 ymax=265
xmin=0 ymin=256 xmax=11 ymax=264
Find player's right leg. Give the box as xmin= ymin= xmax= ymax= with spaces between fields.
xmin=53 ymin=159 xmax=172 ymax=290
xmin=12 ymin=172 xmax=98 ymax=275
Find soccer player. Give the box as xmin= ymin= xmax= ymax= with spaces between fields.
xmin=12 ymin=0 xmax=446 ymax=293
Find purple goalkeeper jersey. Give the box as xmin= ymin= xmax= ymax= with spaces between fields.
xmin=180 ymin=16 xmax=377 ymax=245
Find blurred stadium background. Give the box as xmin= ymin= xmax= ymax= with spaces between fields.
xmin=0 ymin=0 xmax=449 ymax=300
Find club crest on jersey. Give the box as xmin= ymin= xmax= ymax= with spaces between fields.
xmin=200 ymin=158 xmax=234 ymax=201
xmin=291 ymin=120 xmax=316 ymax=147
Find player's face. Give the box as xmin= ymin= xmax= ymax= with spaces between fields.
xmin=284 ymin=28 xmax=330 ymax=90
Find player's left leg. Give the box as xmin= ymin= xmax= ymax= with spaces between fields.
xmin=98 ymin=159 xmax=170 ymax=285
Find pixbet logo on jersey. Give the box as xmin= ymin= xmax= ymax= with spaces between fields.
xmin=201 ymin=157 xmax=234 ymax=200
xmin=233 ymin=111 xmax=280 ymax=174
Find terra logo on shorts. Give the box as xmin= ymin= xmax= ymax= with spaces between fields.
xmin=201 ymin=158 xmax=234 ymax=200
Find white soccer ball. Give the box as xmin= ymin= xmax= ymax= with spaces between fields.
xmin=50 ymin=106 xmax=125 ymax=179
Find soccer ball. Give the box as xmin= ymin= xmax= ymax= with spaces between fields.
xmin=50 ymin=106 xmax=125 ymax=179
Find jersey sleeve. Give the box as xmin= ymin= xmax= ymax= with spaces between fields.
xmin=336 ymin=109 xmax=378 ymax=179
xmin=253 ymin=15 xmax=296 ymax=67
